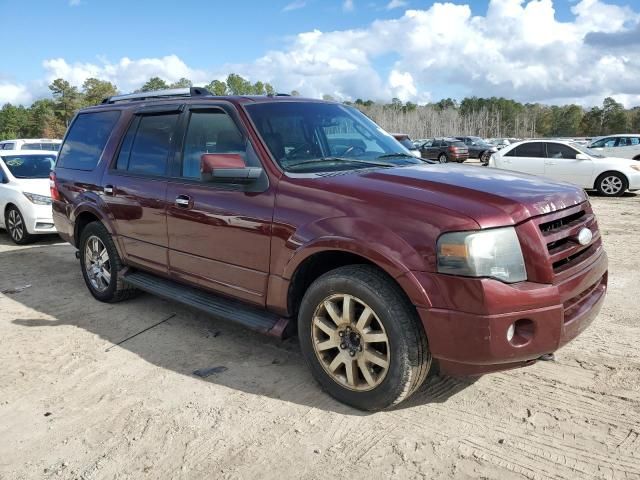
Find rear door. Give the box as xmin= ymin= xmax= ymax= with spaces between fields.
xmin=544 ymin=142 xmax=593 ymax=187
xmin=499 ymin=142 xmax=546 ymax=175
xmin=165 ymin=104 xmax=275 ymax=306
xmin=419 ymin=139 xmax=434 ymax=159
xmin=101 ymin=105 xmax=181 ymax=274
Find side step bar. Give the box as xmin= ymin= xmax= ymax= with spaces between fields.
xmin=123 ymin=271 xmax=290 ymax=338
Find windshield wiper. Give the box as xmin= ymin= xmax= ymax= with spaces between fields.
xmin=376 ymin=152 xmax=417 ymax=159
xmin=286 ymin=157 xmax=395 ymax=169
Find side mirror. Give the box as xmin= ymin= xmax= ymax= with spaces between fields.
xmin=575 ymin=153 xmax=589 ymax=160
xmin=200 ymin=153 xmax=262 ymax=184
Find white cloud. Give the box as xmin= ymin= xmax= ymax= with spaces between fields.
xmin=343 ymin=0 xmax=355 ymax=12
xmin=282 ymin=0 xmax=306 ymax=12
xmin=386 ymin=0 xmax=407 ymax=10
xmin=0 ymin=83 xmax=32 ymax=105
xmin=68 ymin=0 xmax=81 ymax=6
xmin=5 ymin=0 xmax=640 ymax=107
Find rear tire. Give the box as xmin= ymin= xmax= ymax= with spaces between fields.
xmin=298 ymin=265 xmax=431 ymax=411
xmin=438 ymin=153 xmax=448 ymax=164
xmin=595 ymin=172 xmax=627 ymax=197
xmin=79 ymin=222 xmax=139 ymax=302
xmin=6 ymin=206 xmax=35 ymax=245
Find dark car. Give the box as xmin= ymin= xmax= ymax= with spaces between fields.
xmin=51 ymin=88 xmax=608 ymax=411
xmin=419 ymin=137 xmax=469 ymax=163
xmin=391 ymin=133 xmax=422 ymax=159
xmin=455 ymin=136 xmax=498 ymax=164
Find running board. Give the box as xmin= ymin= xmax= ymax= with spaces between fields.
xmin=123 ymin=271 xmax=290 ymax=338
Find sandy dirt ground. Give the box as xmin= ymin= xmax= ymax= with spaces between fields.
xmin=1 ymin=192 xmax=639 ymax=480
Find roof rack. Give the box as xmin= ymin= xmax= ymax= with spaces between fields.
xmin=102 ymin=86 xmax=212 ymax=104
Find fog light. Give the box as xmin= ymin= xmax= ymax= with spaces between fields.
xmin=506 ymin=323 xmax=515 ymax=342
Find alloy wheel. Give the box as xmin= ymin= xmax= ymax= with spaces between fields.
xmin=84 ymin=235 xmax=112 ymax=292
xmin=7 ymin=209 xmax=24 ymax=242
xmin=438 ymin=154 xmax=448 ymax=163
xmin=601 ymin=175 xmax=623 ymax=195
xmin=311 ymin=293 xmax=390 ymax=391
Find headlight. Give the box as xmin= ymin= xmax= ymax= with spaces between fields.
xmin=631 ymin=165 xmax=640 ymax=172
xmin=23 ymin=192 xmax=52 ymax=205
xmin=437 ymin=226 xmax=527 ymax=283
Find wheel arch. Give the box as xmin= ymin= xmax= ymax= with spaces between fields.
xmin=594 ymin=170 xmax=629 ymax=190
xmin=72 ymin=204 xmax=123 ymax=258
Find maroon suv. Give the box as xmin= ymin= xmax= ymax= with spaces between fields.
xmin=51 ymin=88 xmax=608 ymax=410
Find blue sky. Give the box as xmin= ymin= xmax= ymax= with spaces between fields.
xmin=0 ymin=0 xmax=639 ymax=106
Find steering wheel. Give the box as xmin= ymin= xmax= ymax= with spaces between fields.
xmin=286 ymin=143 xmax=319 ymax=159
xmin=341 ymin=145 xmax=366 ymax=157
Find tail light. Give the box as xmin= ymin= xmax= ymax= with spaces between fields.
xmin=448 ymin=146 xmax=458 ymax=152
xmin=49 ymin=171 xmax=61 ymax=201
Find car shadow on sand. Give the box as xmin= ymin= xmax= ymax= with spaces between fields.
xmin=1 ymin=231 xmax=475 ymax=415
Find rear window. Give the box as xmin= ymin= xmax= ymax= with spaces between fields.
xmin=451 ymin=141 xmax=466 ymax=147
xmin=57 ymin=111 xmax=120 ymax=170
xmin=22 ymin=142 xmax=60 ymax=151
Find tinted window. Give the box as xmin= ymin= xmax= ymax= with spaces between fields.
xmin=546 ymin=143 xmax=577 ymax=159
xmin=1 ymin=154 xmax=56 ymax=178
xmin=630 ymin=137 xmax=640 ymax=146
xmin=116 ymin=113 xmax=178 ymax=176
xmin=22 ymin=142 xmax=60 ymax=151
xmin=181 ymin=110 xmax=252 ymax=178
xmin=507 ymin=142 xmax=545 ymax=158
xmin=57 ymin=111 xmax=120 ymax=170
xmin=2 ymin=143 xmax=15 ymax=150
xmin=432 ymin=140 xmax=442 ymax=147
xmin=451 ymin=141 xmax=466 ymax=147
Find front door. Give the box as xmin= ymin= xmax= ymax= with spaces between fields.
xmin=544 ymin=142 xmax=593 ymax=187
xmin=165 ymin=105 xmax=275 ymax=306
xmin=101 ymin=107 xmax=181 ymax=274
xmin=500 ymin=141 xmax=546 ymax=175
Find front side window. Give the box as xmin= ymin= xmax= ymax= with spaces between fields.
xmin=591 ymin=137 xmax=616 ymax=148
xmin=57 ymin=111 xmax=121 ymax=170
xmin=546 ymin=143 xmax=577 ymax=159
xmin=1 ymin=154 xmax=56 ymax=178
xmin=245 ymin=102 xmax=422 ymax=173
xmin=181 ymin=109 xmax=254 ymax=178
xmin=116 ymin=113 xmax=179 ymax=176
xmin=630 ymin=137 xmax=640 ymax=146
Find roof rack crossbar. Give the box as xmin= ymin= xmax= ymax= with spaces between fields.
xmin=102 ymin=86 xmax=212 ymax=104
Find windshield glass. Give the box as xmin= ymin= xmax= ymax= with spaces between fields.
xmin=1 ymin=154 xmax=56 ymax=178
xmin=397 ymin=138 xmax=417 ymax=150
xmin=245 ymin=102 xmax=424 ymax=172
xmin=571 ymin=143 xmax=605 ymax=158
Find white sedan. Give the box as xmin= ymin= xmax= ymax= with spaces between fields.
xmin=0 ymin=150 xmax=57 ymax=244
xmin=488 ymin=140 xmax=640 ymax=197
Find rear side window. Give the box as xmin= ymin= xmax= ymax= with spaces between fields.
xmin=57 ymin=111 xmax=120 ymax=170
xmin=116 ymin=113 xmax=179 ymax=176
xmin=451 ymin=141 xmax=466 ymax=147
xmin=506 ymin=142 xmax=545 ymax=158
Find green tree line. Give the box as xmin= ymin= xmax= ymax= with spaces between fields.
xmin=0 ymin=72 xmax=638 ymax=140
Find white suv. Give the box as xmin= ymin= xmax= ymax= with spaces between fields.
xmin=588 ymin=134 xmax=640 ymax=160
xmin=489 ymin=140 xmax=640 ymax=197
xmin=0 ymin=138 xmax=61 ymax=152
xmin=0 ymin=150 xmax=57 ymax=243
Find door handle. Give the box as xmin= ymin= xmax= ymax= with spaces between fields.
xmin=175 ymin=195 xmax=191 ymax=208
xmin=104 ymin=185 xmax=114 ymax=196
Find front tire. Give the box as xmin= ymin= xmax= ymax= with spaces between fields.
xmin=79 ymin=222 xmax=138 ymax=302
xmin=298 ymin=265 xmax=431 ymax=411
xmin=596 ymin=172 xmax=627 ymax=197
xmin=6 ymin=206 xmax=34 ymax=245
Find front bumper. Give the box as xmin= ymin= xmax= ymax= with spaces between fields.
xmin=415 ymin=249 xmax=608 ymax=376
xmin=23 ymin=203 xmax=56 ymax=234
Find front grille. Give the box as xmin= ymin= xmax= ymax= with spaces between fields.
xmin=525 ymin=202 xmax=602 ymax=282
xmin=563 ymin=274 xmax=607 ymax=324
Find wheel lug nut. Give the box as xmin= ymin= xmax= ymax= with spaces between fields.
xmin=339 ymin=331 xmax=344 ymax=337
xmin=349 ymin=351 xmax=355 ymax=357
xmin=358 ymin=346 xmax=362 ymax=352
xmin=340 ymin=343 xmax=346 ymax=349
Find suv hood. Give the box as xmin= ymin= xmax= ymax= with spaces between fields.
xmin=349 ymin=164 xmax=586 ymax=228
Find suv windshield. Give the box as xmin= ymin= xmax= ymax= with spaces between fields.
xmin=572 ymin=143 xmax=605 ymax=158
xmin=1 ymin=154 xmax=56 ymax=178
xmin=245 ymin=102 xmax=423 ymax=172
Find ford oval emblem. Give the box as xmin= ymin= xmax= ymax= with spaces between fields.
xmin=577 ymin=227 xmax=593 ymax=246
